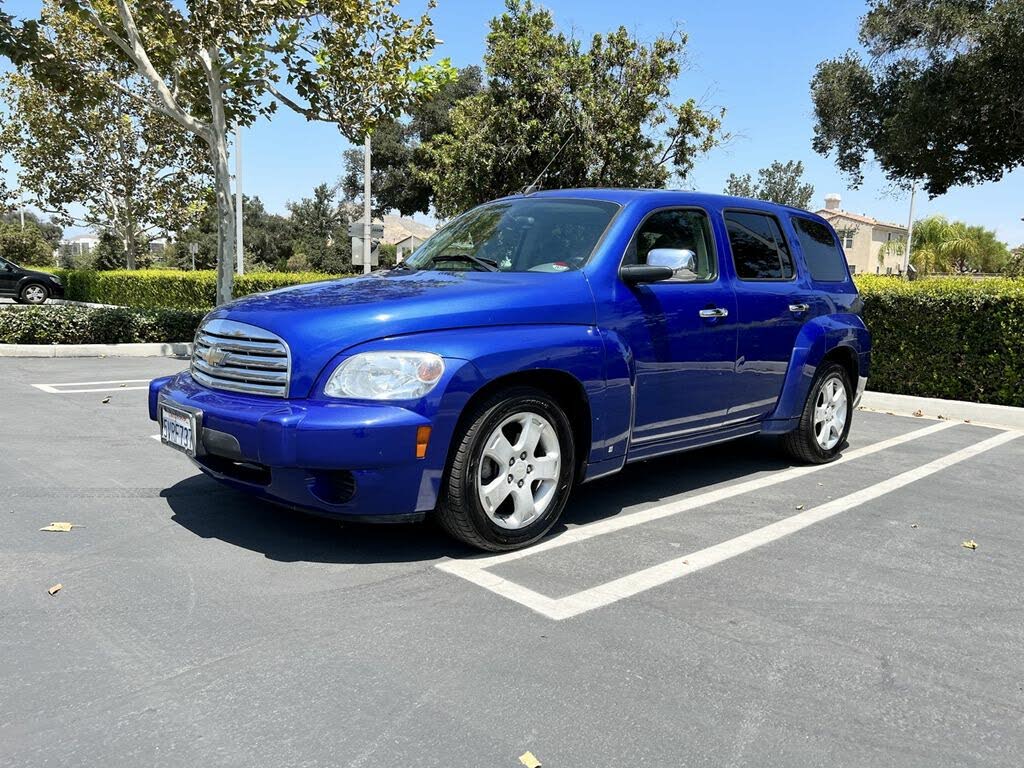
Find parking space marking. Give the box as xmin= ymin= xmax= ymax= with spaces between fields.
xmin=438 ymin=422 xmax=1016 ymax=620
xmin=442 ymin=420 xmax=958 ymax=575
xmin=32 ymin=379 xmax=151 ymax=394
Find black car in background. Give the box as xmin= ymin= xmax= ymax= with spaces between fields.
xmin=0 ymin=256 xmax=64 ymax=304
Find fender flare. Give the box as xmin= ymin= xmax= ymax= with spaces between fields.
xmin=762 ymin=313 xmax=871 ymax=433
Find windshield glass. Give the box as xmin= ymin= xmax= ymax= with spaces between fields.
xmin=403 ymin=198 xmax=620 ymax=273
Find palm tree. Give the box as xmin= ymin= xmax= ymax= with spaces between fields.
xmin=908 ymin=215 xmax=1008 ymax=275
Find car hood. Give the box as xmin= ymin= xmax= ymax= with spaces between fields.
xmin=205 ymin=270 xmax=598 ymax=396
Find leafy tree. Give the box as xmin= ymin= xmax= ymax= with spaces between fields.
xmin=724 ymin=160 xmax=814 ymax=209
xmin=909 ymin=215 xmax=1009 ymax=274
xmin=0 ymin=221 xmax=55 ymax=266
xmin=241 ymin=196 xmax=294 ymax=271
xmin=287 ymin=183 xmax=352 ymax=273
xmin=0 ymin=2 xmax=208 ymax=270
xmin=341 ymin=66 xmax=484 ymax=216
xmin=418 ymin=0 xmax=727 ymax=218
xmin=810 ymin=0 xmax=1024 ymax=196
xmin=3 ymin=1 xmax=445 ymax=304
xmin=1005 ymin=246 xmax=1024 ymax=277
xmin=0 ymin=211 xmax=63 ymax=249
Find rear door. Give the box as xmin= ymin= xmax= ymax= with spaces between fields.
xmin=723 ymin=209 xmax=813 ymax=422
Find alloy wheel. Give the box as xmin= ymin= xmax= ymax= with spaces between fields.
xmin=476 ymin=411 xmax=562 ymax=530
xmin=813 ymin=374 xmax=848 ymax=450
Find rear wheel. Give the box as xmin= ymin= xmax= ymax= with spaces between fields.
xmin=438 ymin=386 xmax=575 ymax=551
xmin=782 ymin=362 xmax=853 ymax=464
xmin=20 ymin=282 xmax=48 ymax=305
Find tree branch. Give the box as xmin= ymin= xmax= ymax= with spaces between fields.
xmin=105 ymin=0 xmax=209 ymax=137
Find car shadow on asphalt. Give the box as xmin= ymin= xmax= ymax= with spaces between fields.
xmin=161 ymin=435 xmax=799 ymax=565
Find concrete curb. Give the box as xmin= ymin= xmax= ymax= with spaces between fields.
xmin=859 ymin=391 xmax=1024 ymax=431
xmin=0 ymin=342 xmax=192 ymax=358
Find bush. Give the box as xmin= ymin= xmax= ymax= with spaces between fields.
xmin=856 ymin=275 xmax=1024 ymax=407
xmin=51 ymin=268 xmax=350 ymax=310
xmin=0 ymin=305 xmax=205 ymax=344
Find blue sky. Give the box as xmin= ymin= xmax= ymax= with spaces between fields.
xmin=5 ymin=0 xmax=1024 ymax=245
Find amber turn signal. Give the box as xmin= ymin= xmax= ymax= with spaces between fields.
xmin=415 ymin=425 xmax=432 ymax=459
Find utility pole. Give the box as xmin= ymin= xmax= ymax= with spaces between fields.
xmin=902 ymin=179 xmax=917 ymax=276
xmin=234 ymin=124 xmax=244 ymax=275
xmin=362 ymin=134 xmax=372 ymax=275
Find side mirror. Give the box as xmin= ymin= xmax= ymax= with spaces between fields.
xmin=647 ymin=248 xmax=697 ymax=278
xmin=620 ymin=264 xmax=674 ymax=285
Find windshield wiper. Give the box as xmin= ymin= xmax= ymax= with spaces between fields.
xmin=389 ymin=261 xmax=417 ymax=272
xmin=426 ymin=253 xmax=499 ymax=272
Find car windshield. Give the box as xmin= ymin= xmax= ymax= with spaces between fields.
xmin=402 ymin=198 xmax=620 ymax=273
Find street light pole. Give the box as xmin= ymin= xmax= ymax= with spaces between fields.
xmin=362 ymin=134 xmax=372 ymax=275
xmin=902 ymin=179 xmax=917 ymax=276
xmin=235 ymin=124 xmax=244 ymax=275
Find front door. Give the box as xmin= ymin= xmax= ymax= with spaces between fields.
xmin=609 ymin=207 xmax=741 ymax=445
xmin=0 ymin=258 xmax=19 ymax=296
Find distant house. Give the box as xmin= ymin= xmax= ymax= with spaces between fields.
xmin=58 ymin=233 xmax=100 ymax=260
xmin=816 ymin=194 xmax=908 ymax=275
xmin=394 ymin=234 xmax=426 ymax=262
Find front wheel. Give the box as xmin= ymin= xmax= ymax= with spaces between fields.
xmin=20 ymin=282 xmax=49 ymax=305
xmin=437 ymin=387 xmax=576 ymax=551
xmin=782 ymin=362 xmax=853 ymax=464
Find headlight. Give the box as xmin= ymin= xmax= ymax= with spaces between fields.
xmin=49 ymin=274 xmax=62 ymax=284
xmin=324 ymin=351 xmax=445 ymax=400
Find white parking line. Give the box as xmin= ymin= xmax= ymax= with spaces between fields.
xmin=32 ymin=379 xmax=151 ymax=394
xmin=438 ymin=423 xmax=1017 ymax=620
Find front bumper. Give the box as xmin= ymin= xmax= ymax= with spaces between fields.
xmin=150 ymin=371 xmax=446 ymax=521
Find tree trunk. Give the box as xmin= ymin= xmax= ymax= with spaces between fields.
xmin=203 ymin=52 xmax=234 ymax=306
xmin=209 ymin=135 xmax=235 ymax=305
xmin=125 ymin=225 xmax=137 ymax=270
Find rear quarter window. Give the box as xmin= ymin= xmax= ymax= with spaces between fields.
xmin=792 ymin=217 xmax=849 ymax=282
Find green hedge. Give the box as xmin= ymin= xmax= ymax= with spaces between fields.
xmin=52 ymin=268 xmax=350 ymax=310
xmin=0 ymin=305 xmax=205 ymax=344
xmin=857 ymin=276 xmax=1024 ymax=407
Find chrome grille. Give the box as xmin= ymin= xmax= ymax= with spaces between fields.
xmin=191 ymin=319 xmax=290 ymax=398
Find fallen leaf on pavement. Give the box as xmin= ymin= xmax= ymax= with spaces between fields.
xmin=795 ymin=504 xmax=805 ymax=510
xmin=910 ymin=523 xmax=919 ymax=529
xmin=48 ymin=583 xmax=62 ymax=595
xmin=40 ymin=522 xmax=78 ymax=532
xmin=119 ymin=383 xmax=127 ymax=388
xmin=962 ymin=540 xmax=978 ymax=550
xmin=519 ymin=752 xmax=542 ymax=768
xmin=912 ymin=409 xmax=923 ymax=417
xmin=101 ymin=396 xmax=110 ymax=404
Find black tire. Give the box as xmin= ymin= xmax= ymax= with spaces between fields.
xmin=782 ymin=362 xmax=853 ymax=464
xmin=19 ymin=282 xmax=49 ymax=305
xmin=437 ymin=386 xmax=576 ymax=551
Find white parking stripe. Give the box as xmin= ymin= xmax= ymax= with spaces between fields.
xmin=32 ymin=379 xmax=151 ymax=394
xmin=444 ymin=419 xmax=958 ymax=573
xmin=437 ymin=424 xmax=1017 ymax=620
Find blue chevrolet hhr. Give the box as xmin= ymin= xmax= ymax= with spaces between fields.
xmin=151 ymin=189 xmax=871 ymax=551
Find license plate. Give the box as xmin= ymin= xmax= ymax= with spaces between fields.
xmin=161 ymin=405 xmax=198 ymax=456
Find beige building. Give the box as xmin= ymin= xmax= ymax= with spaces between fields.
xmin=816 ymin=194 xmax=908 ymax=276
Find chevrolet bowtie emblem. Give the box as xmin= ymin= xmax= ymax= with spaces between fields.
xmin=202 ymin=345 xmax=229 ymax=366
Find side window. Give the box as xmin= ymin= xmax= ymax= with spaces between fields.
xmin=624 ymin=208 xmax=716 ymax=281
xmin=724 ymin=211 xmax=795 ymax=280
xmin=792 ymin=217 xmax=849 ymax=282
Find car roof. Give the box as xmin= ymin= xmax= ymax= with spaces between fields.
xmin=504 ymin=187 xmax=827 ymax=223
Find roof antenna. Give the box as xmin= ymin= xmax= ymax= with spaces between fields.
xmin=521 ymin=132 xmax=574 ymax=195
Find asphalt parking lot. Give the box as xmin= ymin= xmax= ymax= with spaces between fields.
xmin=2 ymin=357 xmax=1023 ymax=768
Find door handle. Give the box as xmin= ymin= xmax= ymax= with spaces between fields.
xmin=699 ymin=307 xmax=729 ymax=319
xmin=789 ymin=303 xmax=810 ymax=314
